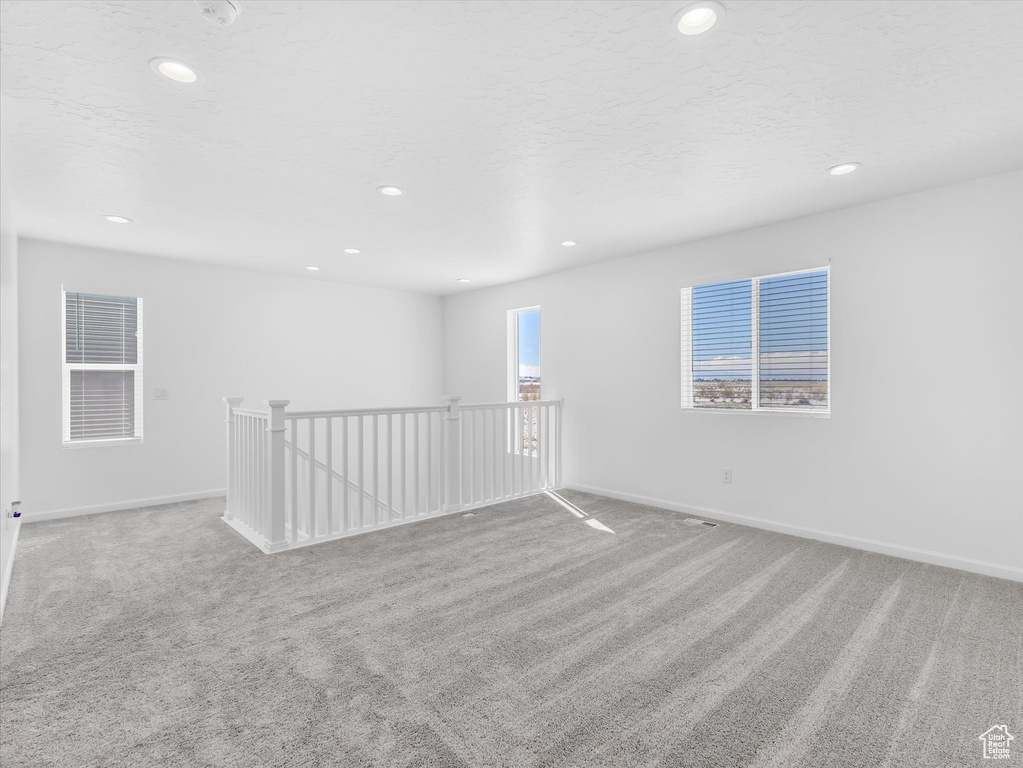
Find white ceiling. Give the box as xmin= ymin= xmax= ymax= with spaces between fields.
xmin=2 ymin=1 xmax=1021 ymax=295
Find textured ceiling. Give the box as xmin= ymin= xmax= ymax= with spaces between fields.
xmin=1 ymin=0 xmax=1022 ymax=295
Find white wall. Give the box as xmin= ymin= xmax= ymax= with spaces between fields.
xmin=443 ymin=171 xmax=1023 ymax=579
xmin=20 ymin=239 xmax=445 ymax=517
xmin=1 ymin=173 xmax=21 ymax=618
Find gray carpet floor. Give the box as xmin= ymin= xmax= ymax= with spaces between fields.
xmin=1 ymin=490 xmax=1020 ymax=768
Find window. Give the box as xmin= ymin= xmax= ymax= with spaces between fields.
xmin=62 ymin=290 xmax=144 ymax=445
xmin=507 ymin=307 xmax=540 ymax=455
xmin=510 ymin=307 xmax=540 ymax=402
xmin=681 ymin=268 xmax=829 ymax=413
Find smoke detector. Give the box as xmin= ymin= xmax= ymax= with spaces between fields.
xmin=195 ymin=0 xmax=241 ymax=27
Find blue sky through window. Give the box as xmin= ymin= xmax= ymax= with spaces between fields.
xmin=759 ymin=270 xmax=828 ymax=380
xmin=692 ymin=279 xmax=752 ymax=381
xmin=517 ymin=309 xmax=540 ymax=377
xmin=691 ymin=271 xmax=828 ymax=381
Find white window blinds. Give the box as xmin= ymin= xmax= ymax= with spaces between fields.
xmin=681 ymin=268 xmax=829 ymax=413
xmin=62 ymin=291 xmax=144 ymax=444
xmin=758 ymin=270 xmax=828 ymax=410
xmin=690 ymin=278 xmax=753 ymax=409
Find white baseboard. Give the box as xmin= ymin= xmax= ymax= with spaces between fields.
xmin=566 ymin=484 xmax=1023 ymax=583
xmin=0 ymin=520 xmax=22 ymax=624
xmin=22 ymin=489 xmax=226 ymax=522
xmin=219 ymin=492 xmax=529 ymax=555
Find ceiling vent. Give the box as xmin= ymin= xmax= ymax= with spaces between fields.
xmin=195 ymin=0 xmax=242 ymax=27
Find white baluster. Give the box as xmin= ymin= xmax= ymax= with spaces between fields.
xmin=536 ymin=406 xmax=541 ymax=491
xmin=537 ymin=405 xmax=543 ymax=490
xmin=413 ymin=412 xmax=420 ymax=516
xmin=500 ymin=406 xmax=508 ymax=498
xmin=386 ymin=413 xmax=393 ymax=522
xmin=439 ymin=410 xmax=446 ymax=513
xmin=467 ymin=409 xmax=473 ymax=505
xmin=487 ymin=408 xmax=494 ymax=502
xmin=253 ymin=417 xmax=259 ymax=534
xmin=264 ymin=415 xmax=271 ymax=535
xmin=372 ymin=413 xmax=379 ymax=526
xmin=427 ymin=410 xmax=433 ymax=513
xmin=238 ymin=415 xmax=245 ymax=525
xmin=289 ymin=419 xmax=298 ymax=543
xmin=507 ymin=405 xmax=513 ymax=498
xmin=258 ymin=416 xmax=265 ymax=536
xmin=512 ymin=405 xmax=517 ymax=497
xmin=325 ymin=416 xmax=334 ymax=535
xmin=235 ymin=412 xmax=242 ymax=518
xmin=527 ymin=406 xmax=534 ymax=493
xmin=473 ymin=409 xmax=480 ymax=504
xmin=400 ymin=412 xmax=407 ymax=520
xmin=541 ymin=404 xmax=548 ymax=489
xmin=358 ymin=415 xmax=365 ymax=528
xmin=242 ymin=416 xmax=250 ymax=526
xmin=341 ymin=415 xmax=349 ymax=533
xmin=492 ymin=409 xmax=497 ymax=500
xmin=251 ymin=416 xmax=258 ymax=529
xmin=258 ymin=416 xmax=265 ymax=535
xmin=250 ymin=416 xmax=256 ymax=526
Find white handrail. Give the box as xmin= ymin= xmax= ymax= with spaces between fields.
xmin=233 ymin=408 xmax=269 ymax=418
xmin=461 ymin=399 xmax=563 ymax=410
xmin=285 ymin=405 xmax=447 ymax=419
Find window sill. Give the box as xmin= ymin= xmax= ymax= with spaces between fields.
xmin=63 ymin=437 xmax=144 ymax=449
xmin=682 ymin=408 xmax=830 ymax=419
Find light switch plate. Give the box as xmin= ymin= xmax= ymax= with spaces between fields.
xmin=154 ymin=388 xmax=169 ymax=400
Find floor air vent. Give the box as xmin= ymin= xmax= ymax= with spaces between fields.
xmin=682 ymin=518 xmax=718 ymax=528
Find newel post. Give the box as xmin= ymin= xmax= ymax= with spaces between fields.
xmin=223 ymin=397 xmax=244 ymax=520
xmin=265 ymin=400 xmax=290 ymax=551
xmin=441 ymin=395 xmax=462 ymax=512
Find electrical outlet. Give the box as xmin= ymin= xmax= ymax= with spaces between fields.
xmin=722 ymin=469 xmax=732 ymax=484
xmin=154 ymin=388 xmax=169 ymax=400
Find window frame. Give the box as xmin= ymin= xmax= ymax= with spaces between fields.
xmin=61 ymin=288 xmax=145 ymax=448
xmin=681 ymin=266 xmax=830 ymax=417
xmin=507 ymin=306 xmax=541 ymax=457
xmin=507 ymin=305 xmax=541 ymax=403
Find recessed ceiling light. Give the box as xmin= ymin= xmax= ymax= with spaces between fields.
xmin=306 ymin=265 xmax=320 ymax=271
xmin=343 ymin=248 xmax=361 ymax=254
xmin=456 ymin=278 xmax=472 ymax=283
xmin=103 ymin=215 xmax=132 ymax=224
xmin=561 ymin=241 xmax=578 ymax=247
xmin=149 ymin=57 xmax=201 ymax=83
xmin=377 ymin=185 xmax=403 ymax=196
xmin=672 ymin=1 xmax=724 ymax=36
xmin=827 ymin=162 xmax=861 ymax=176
